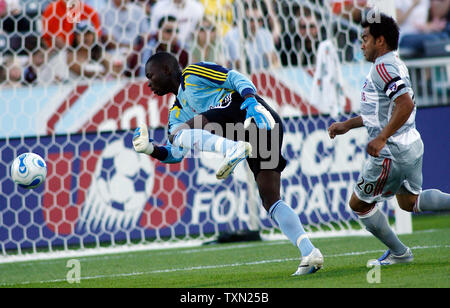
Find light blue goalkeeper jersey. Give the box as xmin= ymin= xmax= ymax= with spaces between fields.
xmin=160 ymin=62 xmax=257 ymax=164
xmin=168 ymin=62 xmax=256 ymax=133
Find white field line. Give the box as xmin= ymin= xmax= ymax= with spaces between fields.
xmin=1 ymin=244 xmax=449 ymax=287
xmin=0 ymin=229 xmax=440 ymax=265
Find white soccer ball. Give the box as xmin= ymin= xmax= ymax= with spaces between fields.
xmin=11 ymin=152 xmax=47 ymax=189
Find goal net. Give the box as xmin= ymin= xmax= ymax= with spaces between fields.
xmin=0 ymin=0 xmax=409 ymax=262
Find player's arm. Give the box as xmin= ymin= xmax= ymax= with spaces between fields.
xmin=223 ymin=69 xmax=257 ymax=98
xmin=328 ymin=116 xmax=364 ymax=139
xmin=155 ymin=141 xmax=186 ymax=164
xmin=132 ymin=122 xmax=186 ymax=164
xmin=224 ymin=69 xmax=276 ymax=130
xmin=366 ymin=93 xmax=415 ymax=157
xmin=225 ymin=70 xmax=276 ymax=130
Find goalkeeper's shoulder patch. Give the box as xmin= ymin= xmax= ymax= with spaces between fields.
xmin=181 ymin=62 xmax=229 ymax=90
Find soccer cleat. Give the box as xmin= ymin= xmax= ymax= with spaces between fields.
xmin=216 ymin=141 xmax=252 ymax=180
xmin=368 ymin=248 xmax=414 ymax=266
xmin=292 ymin=248 xmax=324 ymax=276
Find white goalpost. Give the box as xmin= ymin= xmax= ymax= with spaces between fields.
xmin=0 ymin=0 xmax=411 ymax=263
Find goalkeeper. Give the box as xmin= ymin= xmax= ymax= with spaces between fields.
xmin=132 ymin=52 xmax=323 ymax=276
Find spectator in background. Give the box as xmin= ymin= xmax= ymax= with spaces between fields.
xmin=134 ymin=0 xmax=157 ymax=17
xmin=0 ymin=0 xmax=20 ymax=54
xmin=426 ymin=0 xmax=450 ymax=34
xmin=134 ymin=15 xmax=189 ymax=77
xmin=200 ymin=0 xmax=234 ymax=38
xmin=397 ymin=0 xmax=450 ymax=57
xmin=1 ymin=0 xmax=40 ymax=55
xmin=256 ymin=0 xmax=282 ymax=46
xmin=37 ymin=20 xmax=114 ymax=83
xmin=331 ymin=0 xmax=368 ymax=24
xmin=100 ymin=0 xmax=150 ymax=56
xmin=8 ymin=58 xmax=23 ymax=86
xmin=396 ymin=0 xmax=429 ymax=34
xmin=149 ymin=0 xmax=205 ymax=48
xmin=41 ymin=0 xmax=102 ymax=51
xmin=224 ymin=0 xmax=279 ymax=73
xmin=23 ymin=37 xmax=48 ymax=85
xmin=0 ymin=56 xmax=23 ymax=87
xmin=1 ymin=1 xmax=23 ymax=33
xmin=190 ymin=17 xmax=224 ymax=64
xmin=66 ymin=20 xmax=116 ymax=80
xmin=278 ymin=8 xmax=320 ymax=67
xmin=329 ymin=0 xmax=365 ymax=62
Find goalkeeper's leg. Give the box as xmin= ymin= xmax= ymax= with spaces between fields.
xmin=170 ymin=115 xmax=252 ymax=179
xmin=173 ymin=127 xmax=251 ymax=179
xmin=257 ymin=170 xmax=323 ymax=276
xmin=172 ymin=127 xmax=238 ymax=155
xmin=169 ymin=115 xmax=237 ymax=154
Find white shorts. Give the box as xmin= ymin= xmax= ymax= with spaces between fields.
xmin=354 ymin=155 xmax=423 ymax=204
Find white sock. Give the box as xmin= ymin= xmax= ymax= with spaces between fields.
xmin=173 ymin=129 xmax=236 ymax=155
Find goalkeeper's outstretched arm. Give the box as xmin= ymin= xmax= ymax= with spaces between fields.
xmin=152 ymin=142 xmax=185 ymax=164
xmin=133 ymin=122 xmax=185 ymax=164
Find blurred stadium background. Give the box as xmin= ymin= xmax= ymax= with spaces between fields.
xmin=0 ymin=0 xmax=449 ymax=264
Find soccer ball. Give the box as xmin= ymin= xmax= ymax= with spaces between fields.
xmin=11 ymin=152 xmax=47 ymax=189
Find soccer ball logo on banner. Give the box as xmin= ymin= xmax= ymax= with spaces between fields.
xmin=78 ymin=139 xmax=155 ymax=231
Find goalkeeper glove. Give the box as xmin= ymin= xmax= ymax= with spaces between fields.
xmin=240 ymin=96 xmax=275 ymax=130
xmin=132 ymin=122 xmax=155 ymax=155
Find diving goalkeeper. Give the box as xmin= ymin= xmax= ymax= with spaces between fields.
xmin=132 ymin=52 xmax=323 ymax=276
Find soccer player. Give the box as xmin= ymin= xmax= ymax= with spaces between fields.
xmin=132 ymin=52 xmax=323 ymax=275
xmin=328 ymin=13 xmax=450 ymax=265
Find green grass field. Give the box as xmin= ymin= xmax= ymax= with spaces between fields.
xmin=1 ymin=214 xmax=449 ymax=289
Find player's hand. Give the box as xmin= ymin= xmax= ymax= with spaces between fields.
xmin=240 ymin=96 xmax=275 ymax=130
xmin=328 ymin=122 xmax=349 ymax=139
xmin=366 ymin=135 xmax=387 ymax=157
xmin=132 ymin=122 xmax=155 ymax=155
